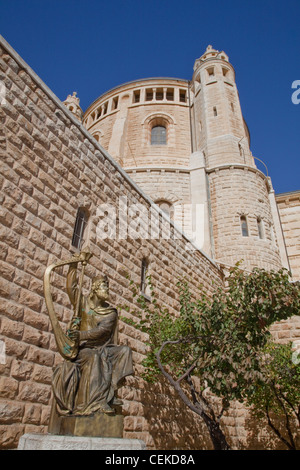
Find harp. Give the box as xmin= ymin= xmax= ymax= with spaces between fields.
xmin=43 ymin=250 xmax=92 ymax=361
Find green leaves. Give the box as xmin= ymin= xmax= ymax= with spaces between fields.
xmin=122 ymin=265 xmax=300 ymax=448
xmin=245 ymin=340 xmax=300 ymax=449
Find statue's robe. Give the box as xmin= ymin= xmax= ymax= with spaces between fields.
xmin=52 ymin=267 xmax=133 ymax=416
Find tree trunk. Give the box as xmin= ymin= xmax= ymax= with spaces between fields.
xmin=156 ymin=344 xmax=231 ymax=450
xmin=201 ymin=413 xmax=231 ymax=450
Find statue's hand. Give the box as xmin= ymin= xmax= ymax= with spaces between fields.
xmin=72 ymin=250 xmax=93 ymax=263
xmin=70 ymin=250 xmax=92 ymax=265
xmin=68 ymin=329 xmax=80 ymax=345
xmin=80 ymin=249 xmax=93 ymax=264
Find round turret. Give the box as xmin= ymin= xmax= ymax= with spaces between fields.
xmin=191 ymin=45 xmax=252 ymax=167
xmin=190 ymin=46 xmax=282 ymax=271
xmin=83 ymin=78 xmax=193 ymax=234
xmin=63 ymin=92 xmax=83 ymax=122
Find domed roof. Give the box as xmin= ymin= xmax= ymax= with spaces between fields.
xmin=193 ymin=45 xmax=229 ymax=71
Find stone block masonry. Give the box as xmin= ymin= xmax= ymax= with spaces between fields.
xmin=0 ymin=36 xmax=299 ymax=451
xmin=208 ymin=165 xmax=283 ymax=271
xmin=276 ymin=191 xmax=300 ymax=281
xmin=0 ymin=36 xmax=221 ymax=450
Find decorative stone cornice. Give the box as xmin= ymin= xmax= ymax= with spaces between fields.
xmin=206 ymin=163 xmax=268 ymax=180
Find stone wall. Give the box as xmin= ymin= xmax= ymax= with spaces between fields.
xmin=0 ymin=37 xmax=299 ymax=451
xmin=208 ymin=166 xmax=283 ymax=271
xmin=276 ymin=191 xmax=300 ymax=281
xmin=84 ymin=79 xmax=191 ymax=169
xmin=0 ymin=36 xmax=222 ymax=450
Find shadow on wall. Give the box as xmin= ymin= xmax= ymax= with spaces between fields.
xmin=243 ymin=407 xmax=300 ymax=451
xmin=122 ymin=374 xmax=300 ymax=450
xmin=122 ymin=375 xmax=214 ymax=450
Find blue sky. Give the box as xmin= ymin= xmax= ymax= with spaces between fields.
xmin=0 ymin=0 xmax=299 ymax=194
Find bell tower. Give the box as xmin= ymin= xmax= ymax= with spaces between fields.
xmin=63 ymin=92 xmax=83 ymax=122
xmin=191 ymin=45 xmax=254 ymax=168
xmin=190 ymin=46 xmax=284 ymax=271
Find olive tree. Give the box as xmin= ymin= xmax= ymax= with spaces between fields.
xmin=122 ymin=266 xmax=300 ymax=450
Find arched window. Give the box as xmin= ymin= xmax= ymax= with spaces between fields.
xmin=72 ymin=208 xmax=89 ymax=249
xmin=156 ymin=200 xmax=174 ymax=220
xmin=207 ymin=67 xmax=215 ymax=78
xmin=151 ymin=125 xmax=167 ymax=145
xmin=240 ymin=215 xmax=249 ymax=237
xmin=270 ymin=223 xmax=275 ymax=244
xmin=257 ymin=217 xmax=264 ymax=239
xmin=140 ymin=258 xmax=151 ymax=300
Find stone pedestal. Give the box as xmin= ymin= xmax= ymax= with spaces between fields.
xmin=19 ymin=400 xmax=148 ymax=450
xmin=18 ymin=434 xmax=146 ymax=450
xmin=48 ymin=401 xmax=124 ymax=438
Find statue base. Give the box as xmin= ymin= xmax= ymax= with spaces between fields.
xmin=18 ymin=434 xmax=146 ymax=450
xmin=18 ymin=402 xmax=147 ymax=450
xmin=48 ymin=401 xmax=124 ymax=438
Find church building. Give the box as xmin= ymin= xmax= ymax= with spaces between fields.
xmin=65 ymin=45 xmax=299 ymax=279
xmin=0 ymin=37 xmax=299 ymax=450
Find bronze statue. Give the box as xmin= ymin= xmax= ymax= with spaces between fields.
xmin=44 ymin=250 xmax=133 ymax=417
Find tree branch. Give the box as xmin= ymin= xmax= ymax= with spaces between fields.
xmin=185 ymin=373 xmax=215 ymax=421
xmin=176 ymin=359 xmax=198 ymax=384
xmin=155 ymin=341 xmax=231 ymax=450
xmin=271 ymin=383 xmax=296 ymax=450
xmin=266 ymin=405 xmax=295 ymax=451
xmin=155 ymin=340 xmax=209 ymax=418
xmin=277 ymin=387 xmax=299 ymax=423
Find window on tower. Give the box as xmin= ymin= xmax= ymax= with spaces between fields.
xmin=133 ymin=90 xmax=140 ymax=103
xmin=270 ymin=223 xmax=276 ymax=244
xmin=156 ymin=200 xmax=174 ymax=220
xmin=156 ymin=88 xmax=164 ymax=100
xmin=112 ymin=96 xmax=119 ymax=110
xmin=140 ymin=258 xmax=151 ymax=300
xmin=96 ymin=107 xmax=102 ymax=119
xmin=146 ymin=89 xmax=153 ymax=101
xmin=151 ymin=125 xmax=167 ymax=145
xmin=194 ymin=74 xmax=201 ymax=93
xmin=179 ymin=89 xmax=187 ymax=103
xmin=257 ymin=217 xmax=264 ymax=239
xmin=166 ymin=88 xmax=174 ymax=101
xmin=240 ymin=215 xmax=249 ymax=237
xmin=72 ymin=208 xmax=89 ymax=249
xmin=207 ymin=67 xmax=215 ymax=77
